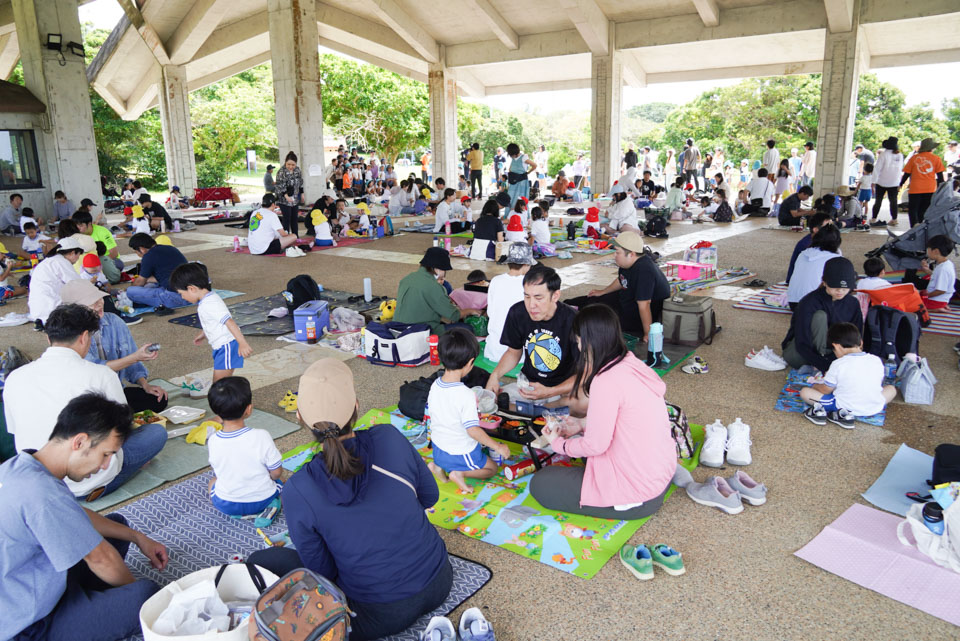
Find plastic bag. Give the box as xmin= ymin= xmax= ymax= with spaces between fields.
xmin=329 ymin=307 xmax=365 ymax=332
xmin=152 ymin=579 xmax=231 ymax=636
xmin=472 ymin=386 xmax=497 ymax=414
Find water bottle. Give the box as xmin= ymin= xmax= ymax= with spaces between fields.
xmin=444 ymin=221 xmax=452 ymax=251
xmin=646 ymin=322 xmax=664 ymax=368
xmin=884 ymin=355 xmax=897 ymax=385
xmin=567 ymin=221 xmax=576 ymax=240
xmin=233 ymin=236 xmax=240 ymax=252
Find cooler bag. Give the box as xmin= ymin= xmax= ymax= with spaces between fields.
xmin=661 ymin=296 xmax=720 ymax=347
xmin=362 ymin=321 xmax=431 ymax=367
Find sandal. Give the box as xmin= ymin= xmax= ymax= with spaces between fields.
xmin=744 ymin=279 xmax=767 ymax=288
xmin=681 ymin=356 xmax=709 ymax=374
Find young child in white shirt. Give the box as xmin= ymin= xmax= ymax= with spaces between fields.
xmin=800 ymin=322 xmax=896 ymax=428
xmin=131 ymin=205 xmax=152 ymax=235
xmin=919 ymin=234 xmax=956 ymax=310
xmin=505 ymin=214 xmax=527 ymax=242
xmin=310 ymin=209 xmax=337 ymax=247
xmin=857 ymin=163 xmax=874 ymax=210
xmin=426 ymin=329 xmax=510 ymax=493
xmin=206 ymin=376 xmax=283 ymax=518
xmin=169 ymin=186 xmax=182 ymax=210
xmin=356 ymin=203 xmax=372 ymax=232
xmin=80 ymin=253 xmax=109 ymax=287
xmin=170 ymin=262 xmax=253 ymax=384
xmin=856 ymin=257 xmax=892 ymax=291
xmin=530 ymin=207 xmax=551 ymax=245
xmin=0 ymin=257 xmax=27 ymax=300
xmin=20 ymin=221 xmax=53 ymax=256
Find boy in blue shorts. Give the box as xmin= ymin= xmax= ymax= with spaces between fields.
xmin=206 ymin=376 xmax=283 ymax=518
xmin=427 ymin=328 xmax=510 ymax=494
xmin=170 ymin=262 xmax=252 ymax=387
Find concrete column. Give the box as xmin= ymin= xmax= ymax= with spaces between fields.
xmin=268 ymin=0 xmax=325 ymax=199
xmin=12 ymin=0 xmax=101 ymax=208
xmin=158 ymin=65 xmax=197 ymax=197
xmin=590 ymin=25 xmax=622 ymax=196
xmin=814 ymin=4 xmax=864 ymax=197
xmin=428 ymin=46 xmax=458 ymax=185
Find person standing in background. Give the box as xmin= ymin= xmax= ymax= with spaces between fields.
xmin=263 ymin=164 xmax=275 ymax=193
xmin=799 ymin=142 xmax=816 ymax=188
xmin=467 ymin=143 xmax=484 ymax=198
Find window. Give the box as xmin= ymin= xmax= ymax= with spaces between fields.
xmin=0 ymin=130 xmax=43 ymax=190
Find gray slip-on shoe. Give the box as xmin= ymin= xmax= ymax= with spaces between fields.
xmin=727 ymin=470 xmax=767 ymax=506
xmin=685 ymin=476 xmax=743 ymax=514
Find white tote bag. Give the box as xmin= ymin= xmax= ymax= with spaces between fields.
xmin=141 ymin=563 xmax=278 ymax=641
xmin=897 ymin=502 xmax=960 ymax=574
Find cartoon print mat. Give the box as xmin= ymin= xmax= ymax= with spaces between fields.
xmin=774 ymin=369 xmax=886 ymax=426
xmin=348 ymin=407 xmax=704 ymax=580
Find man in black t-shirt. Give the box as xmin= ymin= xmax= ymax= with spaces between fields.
xmin=778 ymin=185 xmax=813 ymax=226
xmin=565 ymin=231 xmax=669 ymax=340
xmin=486 ymin=265 xmax=580 ymax=403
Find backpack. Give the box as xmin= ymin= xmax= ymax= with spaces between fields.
xmin=283 ymin=274 xmax=321 ymax=312
xmin=863 ymin=306 xmax=920 ymax=367
xmin=398 ymin=371 xmax=441 ymax=420
xmin=862 ymin=283 xmax=931 ymax=327
xmin=713 ymin=200 xmax=733 ymax=223
xmin=665 ymin=402 xmax=694 ymax=459
xmin=254 ymin=568 xmax=351 ymax=641
xmin=644 ymin=215 xmax=669 ymax=238
xmin=661 ymin=295 xmax=720 ymax=347
xmin=929 ymin=443 xmax=960 ymax=487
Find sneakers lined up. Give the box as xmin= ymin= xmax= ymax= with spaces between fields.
xmin=285 ymin=246 xmax=308 ymax=258
xmin=700 ymin=418 xmax=752 ymax=467
xmin=619 ymin=543 xmax=685 ymax=581
xmin=803 ymin=403 xmax=856 ymax=429
xmin=685 ymin=471 xmax=769 ymax=515
xmin=745 ymin=346 xmax=787 ymax=371
xmin=421 ymin=608 xmax=495 ymax=641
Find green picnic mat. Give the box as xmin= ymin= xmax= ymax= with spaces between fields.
xmin=474 ymin=341 xmax=523 ymax=378
xmin=86 ymin=379 xmax=300 ymax=511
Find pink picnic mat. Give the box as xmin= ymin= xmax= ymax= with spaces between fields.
xmin=795 ymin=503 xmax=960 ymax=626
xmin=226 ymin=236 xmax=373 ymax=256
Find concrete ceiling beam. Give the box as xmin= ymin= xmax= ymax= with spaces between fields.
xmin=91 ymin=80 xmax=128 ymax=115
xmin=316 ymin=3 xmax=425 ymax=70
xmin=463 ymin=0 xmax=518 ymax=50
xmin=318 ymin=36 xmax=428 ymax=83
xmin=360 ymin=0 xmax=439 ymax=63
xmin=621 ymin=51 xmax=647 ymax=88
xmin=860 ymin=0 xmax=960 ymax=24
xmin=691 ymin=0 xmax=720 ymax=27
xmin=191 ymin=13 xmax=267 ymax=64
xmin=446 ymin=29 xmax=588 ymax=68
xmin=166 ymin=0 xmax=232 ymax=65
xmin=115 ymin=0 xmax=171 ymax=66
xmin=0 ymin=30 xmax=18 ymax=80
xmin=455 ymin=68 xmax=486 ymax=97
xmin=870 ymin=47 xmax=960 ymax=69
xmin=485 ymin=78 xmax=591 ymax=95
xmin=824 ymin=0 xmax=854 ymax=32
xmin=558 ymin=0 xmax=609 ymax=56
xmin=645 ymin=60 xmax=823 ymax=84
xmin=0 ymin=1 xmax=14 ymax=36
xmin=122 ymin=63 xmax=160 ymax=120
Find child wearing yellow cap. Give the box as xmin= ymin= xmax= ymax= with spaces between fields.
xmin=311 ymin=208 xmax=337 ymax=247
xmin=131 ymin=204 xmax=152 ymax=235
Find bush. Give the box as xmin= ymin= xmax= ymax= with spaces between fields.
xmin=196 ymin=159 xmax=230 ymax=188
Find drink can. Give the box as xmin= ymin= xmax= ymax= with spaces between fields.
xmin=504 ymin=459 xmax=537 ymax=481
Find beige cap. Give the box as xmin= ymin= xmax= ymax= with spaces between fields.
xmin=613 ymin=230 xmax=645 ymax=254
xmin=74 ymin=233 xmax=96 ymax=254
xmin=59 ymin=279 xmax=109 ymax=307
xmin=297 ymin=358 xmax=357 ymax=428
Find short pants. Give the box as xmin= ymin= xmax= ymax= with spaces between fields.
xmin=858 ymin=188 xmax=873 ymax=201
xmin=210 ymin=481 xmax=282 ymax=516
xmin=314 ymin=238 xmax=334 ymax=247
xmin=432 ymin=442 xmax=487 ymax=473
xmin=212 ymin=339 xmax=243 ymax=370
xmin=920 ymin=292 xmax=950 ymax=310
xmin=0 ymin=285 xmax=15 ymax=299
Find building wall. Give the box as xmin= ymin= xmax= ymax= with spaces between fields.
xmin=0 ymin=111 xmax=52 ymax=221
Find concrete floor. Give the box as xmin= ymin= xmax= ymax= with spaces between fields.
xmin=3 ymin=212 xmax=959 ymax=640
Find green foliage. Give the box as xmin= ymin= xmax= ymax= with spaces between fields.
xmin=941 ymin=97 xmax=960 ymax=141
xmin=626 ymin=102 xmax=676 ymax=123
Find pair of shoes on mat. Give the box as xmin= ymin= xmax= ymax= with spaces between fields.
xmin=421 ymin=608 xmax=494 ymax=641
xmin=278 ymin=390 xmax=298 ymax=413
xmin=803 ymin=403 xmax=855 ymax=429
xmin=681 ymin=355 xmax=708 ymax=374
xmin=745 ymin=346 xmax=787 ymax=371
xmin=285 ymin=246 xmax=308 ymax=258
xmin=685 ymin=471 xmax=768 ymax=514
xmin=620 ymin=543 xmax=685 ymax=580
xmin=700 ymin=419 xmax=752 ymax=467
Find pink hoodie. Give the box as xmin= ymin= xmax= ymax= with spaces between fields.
xmin=552 ymin=352 xmax=677 ymax=508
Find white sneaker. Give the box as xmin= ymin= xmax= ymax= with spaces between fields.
xmin=745 ymin=350 xmax=785 ymax=371
xmin=459 ymin=607 xmax=495 ymax=641
xmin=420 ymin=616 xmax=456 ymax=641
xmin=285 ymin=247 xmax=303 ymax=258
xmin=700 ymin=420 xmax=727 ymax=467
xmin=725 ymin=418 xmax=752 ymax=466
xmin=760 ymin=346 xmax=788 ymax=367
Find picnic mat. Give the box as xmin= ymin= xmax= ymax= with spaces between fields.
xmin=116 ymin=471 xmax=492 ymax=641
xmin=670 ymin=268 xmax=755 ymax=294
xmin=473 ymin=341 xmax=523 ymax=378
xmin=225 ymin=236 xmax=374 ymax=256
xmin=861 ymin=443 xmax=934 ymax=516
xmin=349 ymin=406 xmax=704 ymax=579
xmin=794 ymin=503 xmax=960 ymax=627
xmin=127 ymin=289 xmax=244 ymax=317
xmin=774 ymin=368 xmax=886 ymax=426
xmin=86 ymin=380 xmax=300 ymax=511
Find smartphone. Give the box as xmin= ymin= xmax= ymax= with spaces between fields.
xmin=146 ymin=344 xmax=161 ymax=353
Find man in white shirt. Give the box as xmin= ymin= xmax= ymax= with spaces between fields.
xmin=248 ymin=193 xmax=301 ymax=256
xmin=572 ymin=155 xmax=587 ymax=188
xmin=2 ymin=304 xmax=166 ymax=500
xmin=744 ymin=168 xmax=774 ymax=215
xmin=800 ymin=141 xmax=817 ymax=187
xmin=762 ymin=139 xmax=781 ymax=175
xmin=483 ymin=243 xmax=535 ymax=363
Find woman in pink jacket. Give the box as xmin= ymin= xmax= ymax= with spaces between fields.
xmin=531 ymin=304 xmax=677 ymax=519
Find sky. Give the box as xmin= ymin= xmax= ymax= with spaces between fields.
xmin=79 ymin=0 xmax=959 ymax=117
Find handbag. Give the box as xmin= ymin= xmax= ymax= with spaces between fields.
xmin=253 ymin=569 xmax=352 ymax=641
xmin=362 ymin=321 xmax=431 ymax=367
xmin=896 ymin=355 xmax=937 ymax=405
xmin=897 ymin=501 xmax=960 ymax=574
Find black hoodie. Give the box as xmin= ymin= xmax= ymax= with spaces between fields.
xmin=782 ymin=287 xmax=863 ymax=372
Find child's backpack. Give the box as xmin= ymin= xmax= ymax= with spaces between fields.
xmin=863 ymin=305 xmax=920 ymax=367
xmin=398 ymin=371 xmax=442 ymax=420
xmin=254 ymin=568 xmax=351 ymax=641
xmin=283 ymin=274 xmax=321 ymax=313
xmin=665 ymin=402 xmax=694 ymax=459
xmin=861 ymin=283 xmax=931 ymax=327
xmin=644 ymin=215 xmax=669 ymax=239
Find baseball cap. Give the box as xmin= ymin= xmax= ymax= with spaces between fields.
xmin=613 ymin=230 xmax=645 ymax=254
xmin=420 ymin=247 xmax=453 ymax=271
xmin=59 ymin=279 xmax=109 ymax=307
xmin=56 ymin=235 xmax=83 ymax=251
xmin=822 ymin=257 xmax=856 ymax=289
xmin=80 ymin=198 xmax=95 ymax=207
xmin=506 ymin=242 xmax=536 ymax=266
xmin=298 ymin=359 xmax=356 ymax=428
xmin=585 ymin=207 xmax=600 ymax=223
xmin=460 ymin=195 xmax=472 ymax=203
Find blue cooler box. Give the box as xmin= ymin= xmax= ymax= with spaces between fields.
xmin=294 ymin=300 xmax=329 ymax=341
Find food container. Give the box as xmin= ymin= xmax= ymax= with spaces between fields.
xmin=159 ymin=406 xmax=207 ymax=425
xmin=478 ymin=414 xmax=502 ymax=430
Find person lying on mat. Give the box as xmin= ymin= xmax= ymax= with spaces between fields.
xmin=393 ymin=247 xmax=482 ymax=334
xmin=0 ymin=393 xmax=167 ymax=641
xmin=530 ymin=304 xmax=677 ymax=519
xmin=247 ymin=359 xmax=452 ymax=641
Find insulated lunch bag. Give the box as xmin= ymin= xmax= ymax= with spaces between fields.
xmin=362 ymin=321 xmax=431 ymax=367
xmin=661 ymin=296 xmax=720 ymax=347
xmin=253 ymin=568 xmax=351 ymax=641
xmin=930 ymin=443 xmax=960 ymax=487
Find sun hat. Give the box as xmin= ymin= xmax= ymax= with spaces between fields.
xmin=613 ymin=230 xmax=645 ymax=254
xmin=154 ymin=235 xmax=173 ymax=246
xmin=59 ymin=279 xmax=109 ymax=307
xmin=55 ymin=236 xmax=83 ymax=251
xmin=82 ymin=254 xmax=101 ymax=269
xmin=420 ymin=246 xmax=453 ymax=271
xmin=919 ymin=138 xmax=939 ymax=153
xmin=421 ymin=188 xmax=432 ymax=198
xmin=507 ymin=215 xmax=524 ymax=232
xmin=310 ymin=210 xmax=327 ymax=225
xmin=836 ymin=185 xmax=856 ymax=197
xmin=356 ymin=202 xmax=370 ymax=213
xmin=881 ymin=137 xmax=899 ymax=151
xmin=506 ymin=242 xmax=536 ymax=265
xmin=123 ymin=206 xmax=133 ymax=217
xmin=132 ymin=205 xmax=145 ymax=219
xmin=585 ymin=207 xmax=600 ymax=223
xmin=74 ymin=234 xmax=96 ymax=254
xmin=171 ymin=186 xmax=180 ymax=192
xmin=822 ymin=257 xmax=856 ymax=289
xmin=298 ymin=358 xmax=356 ymax=428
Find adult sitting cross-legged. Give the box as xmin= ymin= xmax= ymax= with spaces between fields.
xmin=0 ymin=393 xmax=167 ymax=641
xmin=2 ymin=304 xmax=166 ymax=501
xmin=60 ymin=280 xmax=169 ymax=413
xmin=125 ymin=233 xmax=190 ymax=309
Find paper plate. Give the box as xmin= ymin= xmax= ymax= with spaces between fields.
xmin=159 ymin=406 xmax=207 ymax=425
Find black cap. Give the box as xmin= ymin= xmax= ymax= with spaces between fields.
xmin=420 ymin=247 xmax=452 ymax=271
xmin=822 ymin=257 xmax=856 ymax=289
xmin=138 ymin=193 xmax=152 ymax=204
xmin=80 ymin=198 xmax=95 ymax=207
xmin=266 ymin=164 xmax=275 ymax=171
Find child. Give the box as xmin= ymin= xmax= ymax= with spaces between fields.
xmin=917 ymin=234 xmax=956 ymax=310
xmin=19 ymin=207 xmax=45 ymax=233
xmin=735 ymin=188 xmax=749 ymax=214
xmin=856 ymin=257 xmax=891 ymax=291
xmin=457 ymin=174 xmax=468 ymax=191
xmin=80 ymin=253 xmax=109 ymax=287
xmin=311 ymin=209 xmax=337 ymax=247
xmin=511 ymin=198 xmax=529 ymax=227
xmin=857 ymin=163 xmax=874 ymax=212
xmin=773 ymin=159 xmax=792 ymax=205
xmin=801 ymin=322 xmax=897 ymax=429
xmin=450 ymin=270 xmax=489 ymax=311
xmin=131 ymin=205 xmax=152 ymax=235
xmin=665 ymin=177 xmax=685 ymax=214
xmin=426 ymin=329 xmax=510 ymax=493
xmin=169 ymin=185 xmax=182 ymax=210
xmin=206 ymin=376 xmax=283 ymax=517
xmin=505 ymin=214 xmax=526 ymax=242
xmin=356 ymin=202 xmax=372 ymax=232
xmin=712 ymin=189 xmax=733 ymax=223
xmin=170 ymin=262 xmax=253 ymax=385
xmin=20 ymin=221 xmax=54 ymax=258
xmin=122 ymin=183 xmax=135 ymax=207
xmin=583 ymin=207 xmax=601 ymax=237
xmin=530 ymin=207 xmax=551 ymax=245
xmin=0 ymin=256 xmax=28 ymax=301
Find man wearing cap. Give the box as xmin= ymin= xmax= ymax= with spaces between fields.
xmin=60 ymin=280 xmax=169 ymax=414
xmin=3 ymin=303 xmax=167 ymax=500
xmin=263 ymin=164 xmax=276 ymax=192
xmin=484 ymin=243 xmax=536 ymax=364
xmin=566 ymin=231 xmax=670 ymax=342
xmin=394 ymin=248 xmax=481 ymax=333
xmin=781 ymin=257 xmax=863 ymax=372
xmin=901 ymin=137 xmax=946 ymax=227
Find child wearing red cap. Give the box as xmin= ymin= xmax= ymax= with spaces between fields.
xmin=584 ymin=206 xmax=602 ymax=237
xmin=505 ymin=214 xmax=527 ymax=242
xmin=80 ymin=253 xmax=108 ymax=286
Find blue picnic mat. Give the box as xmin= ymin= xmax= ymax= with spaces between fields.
xmin=861 ymin=443 xmax=934 ymax=516
xmin=128 ymin=288 xmax=244 ymax=316
xmin=774 ymin=369 xmax=886 ymax=426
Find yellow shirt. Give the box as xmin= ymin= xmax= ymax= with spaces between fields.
xmin=467 ymin=149 xmax=483 ymax=169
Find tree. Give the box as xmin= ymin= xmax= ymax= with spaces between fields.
xmin=626 ymin=102 xmax=676 ymax=123
xmin=942 ymin=97 xmax=960 ymax=141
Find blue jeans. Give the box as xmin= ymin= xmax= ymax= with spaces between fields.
xmin=14 ymin=514 xmax=160 ymax=641
xmin=126 ymin=283 xmax=189 ymax=308
xmin=82 ymin=423 xmax=167 ymax=499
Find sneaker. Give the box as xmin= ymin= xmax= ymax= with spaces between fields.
xmin=759 ymin=346 xmax=788 ymax=367
xmin=420 ymin=616 xmax=456 ymax=641
xmin=681 ymin=355 xmax=709 ymax=374
xmin=278 ymin=390 xmax=297 ymax=409
xmin=619 ymin=544 xmax=654 ymax=581
xmin=727 ymin=470 xmax=767 ymax=506
xmin=724 ymin=418 xmax=752 ymax=466
xmin=685 ymin=476 xmax=743 ymax=514
xmin=700 ymin=420 xmax=727 ymax=468
xmin=650 ymin=544 xmax=685 ymax=576
xmin=827 ymin=408 xmax=856 ymax=430
xmin=459 ymin=607 xmax=495 ymax=641
xmin=120 ymin=314 xmax=143 ymax=326
xmin=953 ymin=341 xmax=960 ymax=355
xmin=745 ymin=350 xmax=785 ymax=371
xmin=285 ymin=247 xmax=304 ymax=258
xmin=803 ymin=403 xmax=827 ymax=425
